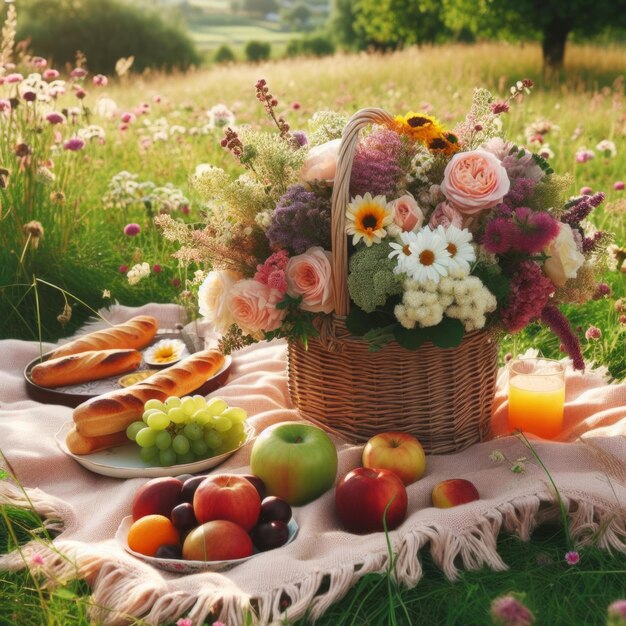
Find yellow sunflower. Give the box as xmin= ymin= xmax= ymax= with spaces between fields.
xmin=345 ymin=193 xmax=393 ymax=247
xmin=428 ymin=131 xmax=460 ymax=156
xmin=394 ymin=111 xmax=444 ymax=145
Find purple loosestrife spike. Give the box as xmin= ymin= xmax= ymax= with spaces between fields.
xmin=540 ymin=304 xmax=585 ymax=371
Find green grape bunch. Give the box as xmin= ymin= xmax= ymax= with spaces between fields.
xmin=126 ymin=395 xmax=248 ymax=467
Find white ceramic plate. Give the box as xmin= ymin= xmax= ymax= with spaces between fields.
xmin=115 ymin=515 xmax=299 ymax=573
xmin=55 ymin=421 xmax=254 ymax=479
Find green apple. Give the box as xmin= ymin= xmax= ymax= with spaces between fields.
xmin=250 ymin=421 xmax=337 ymax=506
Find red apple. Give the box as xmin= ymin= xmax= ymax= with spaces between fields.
xmin=335 ymin=467 xmax=408 ymax=534
xmin=431 ymin=479 xmax=479 ymax=508
xmin=182 ymin=520 xmax=254 ymax=561
xmin=362 ymin=432 xmax=427 ymax=485
xmin=193 ymin=474 xmax=261 ymax=531
xmin=131 ymin=476 xmax=183 ymax=521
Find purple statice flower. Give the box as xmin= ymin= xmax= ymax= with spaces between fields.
xmin=584 ymin=326 xmax=601 ymax=341
xmin=63 ymin=137 xmax=85 ymax=151
xmin=608 ymin=600 xmax=626 ymax=626
xmin=490 ymin=594 xmax=535 ymax=626
xmin=292 ymin=130 xmax=308 ymax=147
xmin=483 ymin=217 xmax=516 ymax=254
xmin=504 ymin=177 xmax=536 ymax=207
xmin=266 ymin=184 xmax=331 ymax=254
xmin=500 ymin=261 xmax=555 ymax=333
xmin=565 ymin=550 xmax=580 ymax=566
xmin=350 ymin=127 xmax=405 ymax=198
xmin=254 ymin=249 xmax=289 ymax=293
xmin=540 ymin=304 xmax=585 ymax=370
xmin=124 ymin=223 xmax=141 ymax=237
xmin=561 ymin=192 xmax=605 ymax=227
xmin=511 ymin=207 xmax=560 ymax=254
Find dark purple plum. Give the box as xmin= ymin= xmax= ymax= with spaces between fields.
xmin=260 ymin=496 xmax=292 ymax=524
xmin=171 ymin=502 xmax=197 ymax=530
xmin=155 ymin=544 xmax=183 ymax=560
xmin=180 ymin=475 xmax=207 ymax=504
xmin=241 ymin=474 xmax=267 ymax=501
xmin=250 ymin=520 xmax=289 ymax=552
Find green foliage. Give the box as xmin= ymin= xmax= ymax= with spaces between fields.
xmin=243 ymin=0 xmax=279 ymax=16
xmin=244 ymin=40 xmax=272 ymax=62
xmin=17 ymin=0 xmax=200 ymax=74
xmin=287 ymin=34 xmax=336 ymax=58
xmin=281 ymin=3 xmax=313 ymax=31
xmin=214 ymin=44 xmax=236 ymax=63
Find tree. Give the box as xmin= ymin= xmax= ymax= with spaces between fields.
xmin=243 ymin=0 xmax=278 ymax=17
xmin=282 ymin=3 xmax=313 ymax=31
xmin=437 ymin=0 xmax=626 ymax=72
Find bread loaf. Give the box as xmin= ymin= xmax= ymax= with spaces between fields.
xmin=51 ymin=315 xmax=158 ymax=359
xmin=73 ymin=350 xmax=225 ymax=437
xmin=66 ymin=427 xmax=129 ymax=455
xmin=31 ymin=349 xmax=142 ymax=388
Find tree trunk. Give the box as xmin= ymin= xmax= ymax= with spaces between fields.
xmin=542 ymin=17 xmax=571 ymax=73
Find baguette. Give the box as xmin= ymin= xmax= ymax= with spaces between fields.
xmin=73 ymin=350 xmax=225 ymax=437
xmin=31 ymin=349 xmax=142 ymax=388
xmin=66 ymin=426 xmax=129 ymax=455
xmin=51 ymin=315 xmax=158 ymax=359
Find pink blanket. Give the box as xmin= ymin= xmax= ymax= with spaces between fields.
xmin=1 ymin=304 xmax=625 ymax=625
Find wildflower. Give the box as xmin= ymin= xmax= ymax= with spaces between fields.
xmin=93 ymin=97 xmax=118 ymax=118
xmin=119 ymin=265 xmax=128 ymax=273
xmin=510 ymin=459 xmax=526 ymax=473
xmin=70 ymin=67 xmax=87 ymax=79
xmin=346 ymin=193 xmax=393 ymax=247
xmin=127 ymin=262 xmax=150 ymax=285
xmin=483 ymin=217 xmax=515 ymax=254
xmin=23 ymin=220 xmax=44 ymax=248
xmin=57 ymin=303 xmax=72 ymax=326
xmin=489 ymin=450 xmax=505 ymax=463
xmin=92 ymin=74 xmax=108 ymax=86
xmin=153 ymin=264 xmax=162 ymax=273
xmin=614 ymin=181 xmax=625 ymax=191
xmin=596 ymin=139 xmax=617 ymax=157
xmin=580 ymin=186 xmax=593 ymax=195
xmin=491 ymin=101 xmax=509 ymax=114
xmin=585 ymin=326 xmax=601 ymax=341
xmin=63 ymin=137 xmax=85 ymax=151
xmin=593 ymin=283 xmax=611 ymax=299
xmin=120 ymin=112 xmax=136 ymax=124
xmin=575 ymin=148 xmax=594 ymax=163
xmin=30 ymin=553 xmax=45 ymax=567
xmin=46 ymin=112 xmax=65 ymax=124
xmin=504 ymin=352 xmax=513 ymax=363
xmin=15 ymin=143 xmax=31 ymax=158
xmin=435 ymin=225 xmax=475 ymax=276
xmin=511 ymin=207 xmax=560 ymax=254
xmin=50 ymin=190 xmax=65 ymax=204
xmin=22 ymin=90 xmax=37 ymax=102
xmin=172 ymin=278 xmax=181 ymax=288
xmin=617 ymin=299 xmax=626 ymax=314
xmin=564 ymin=550 xmax=580 ymax=566
xmin=0 ymin=99 xmax=11 ymax=112
xmin=292 ymin=130 xmax=308 ymax=147
xmin=43 ymin=69 xmax=60 ymax=81
xmin=255 ymin=250 xmax=289 ymax=293
xmin=176 ymin=619 xmax=192 ymax=626
xmin=389 ymin=228 xmax=451 ymax=284
xmin=6 ymin=73 xmax=23 ymax=83
xmin=621 ymin=315 xmax=626 ymax=325
xmin=541 ymin=305 xmax=584 ymax=370
xmin=490 ymin=594 xmax=535 ymax=626
xmin=207 ymin=103 xmax=235 ymax=129
xmin=608 ymin=600 xmax=626 ymax=626
xmin=394 ymin=111 xmax=444 ymax=145
xmin=124 ymin=223 xmax=141 ymax=237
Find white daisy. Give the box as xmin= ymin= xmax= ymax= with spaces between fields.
xmin=436 ymin=225 xmax=476 ymax=276
xmin=389 ymin=227 xmax=451 ymax=284
xmin=345 ymin=193 xmax=393 ymax=247
xmin=144 ymin=338 xmax=186 ymax=366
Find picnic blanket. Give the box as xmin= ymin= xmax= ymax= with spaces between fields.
xmin=1 ymin=303 xmax=625 ymax=626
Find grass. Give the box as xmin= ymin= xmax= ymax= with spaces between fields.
xmin=0 ymin=40 xmax=625 ymax=624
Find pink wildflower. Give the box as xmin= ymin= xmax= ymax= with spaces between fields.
xmin=31 ymin=553 xmax=45 ymax=566
xmin=212 ymin=622 xmax=227 ymax=626
xmin=490 ymin=594 xmax=535 ymax=626
xmin=119 ymin=123 xmax=129 ymax=132
xmin=120 ymin=112 xmax=136 ymax=124
xmin=608 ymin=599 xmax=626 ymax=626
xmin=0 ymin=99 xmax=11 ymax=112
xmin=70 ymin=67 xmax=88 ymax=79
xmin=31 ymin=56 xmax=47 ymax=68
xmin=43 ymin=69 xmax=60 ymax=80
xmin=565 ymin=550 xmax=580 ymax=566
xmin=74 ymin=87 xmax=87 ymax=100
xmin=580 ymin=186 xmax=593 ymax=195
xmin=6 ymin=73 xmax=23 ymax=83
xmin=172 ymin=278 xmax=181 ymax=288
xmin=119 ymin=265 xmax=128 ymax=273
xmin=153 ymin=94 xmax=162 ymax=103
xmin=614 ymin=181 xmax=625 ymax=191
xmin=620 ymin=315 xmax=626 ymax=325
xmin=22 ymin=90 xmax=37 ymax=102
xmin=46 ymin=112 xmax=65 ymax=124
xmin=124 ymin=223 xmax=141 ymax=237
xmin=541 ymin=305 xmax=585 ymax=370
xmin=255 ymin=250 xmax=289 ymax=294
xmin=592 ymin=283 xmax=611 ymax=299
xmin=153 ymin=264 xmax=162 ymax=273
xmin=483 ymin=217 xmax=516 ymax=254
xmin=176 ymin=619 xmax=193 ymax=626
xmin=576 ymin=149 xmax=594 ymax=164
xmin=491 ymin=101 xmax=510 ymax=115
xmin=63 ymin=137 xmax=85 ymax=151
xmin=511 ymin=207 xmax=560 ymax=254
xmin=92 ymin=74 xmax=108 ymax=86
xmin=292 ymin=101 xmax=301 ymax=110
xmin=584 ymin=326 xmax=601 ymax=341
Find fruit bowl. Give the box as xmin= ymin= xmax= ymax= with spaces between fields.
xmin=115 ymin=514 xmax=299 ymax=573
xmin=55 ymin=421 xmax=255 ymax=478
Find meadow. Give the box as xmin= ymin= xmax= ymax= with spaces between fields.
xmin=1 ymin=41 xmax=625 ymax=625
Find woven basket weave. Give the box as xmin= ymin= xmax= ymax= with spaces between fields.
xmin=286 ymin=108 xmax=499 ymax=454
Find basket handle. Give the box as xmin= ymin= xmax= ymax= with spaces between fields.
xmin=330 ymin=108 xmax=396 ymax=316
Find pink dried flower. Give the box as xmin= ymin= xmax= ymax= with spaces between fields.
xmin=43 ymin=69 xmax=60 ymax=80
xmin=255 ymin=249 xmax=289 ymax=294
xmin=124 ymin=223 xmax=141 ymax=237
xmin=63 ymin=137 xmax=85 ymax=151
xmin=176 ymin=619 xmax=193 ymax=626
xmin=92 ymin=74 xmax=108 ymax=86
xmin=491 ymin=101 xmax=510 ymax=114
xmin=584 ymin=326 xmax=601 ymax=341
xmin=565 ymin=550 xmax=580 ymax=566
xmin=614 ymin=181 xmax=625 ymax=191
xmin=490 ymin=594 xmax=535 ymax=626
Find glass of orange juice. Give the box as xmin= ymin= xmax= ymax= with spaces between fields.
xmin=508 ymin=357 xmax=565 ymax=439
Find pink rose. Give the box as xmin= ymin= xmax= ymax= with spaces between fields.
xmin=428 ymin=201 xmax=464 ymax=229
xmin=300 ymin=139 xmax=341 ymax=183
xmin=286 ymin=246 xmax=334 ymax=314
xmin=227 ymin=279 xmax=285 ymax=336
xmin=440 ymin=149 xmax=510 ymax=214
xmin=392 ymin=194 xmax=424 ymax=232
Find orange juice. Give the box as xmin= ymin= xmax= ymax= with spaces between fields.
xmin=508 ymin=373 xmax=565 ymax=439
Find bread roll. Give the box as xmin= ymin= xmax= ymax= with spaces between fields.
xmin=51 ymin=316 xmax=158 ymax=359
xmin=66 ymin=427 xmax=129 ymax=455
xmin=31 ymin=349 xmax=142 ymax=388
xmin=73 ymin=350 xmax=225 ymax=437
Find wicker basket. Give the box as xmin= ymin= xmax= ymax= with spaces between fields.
xmin=286 ymin=108 xmax=499 ymax=454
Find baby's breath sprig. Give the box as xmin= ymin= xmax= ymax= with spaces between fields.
xmin=490 ymin=78 xmax=535 ymax=115
xmin=255 ymin=79 xmax=296 ymax=145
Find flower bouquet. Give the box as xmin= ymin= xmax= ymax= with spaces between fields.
xmin=158 ymin=79 xmax=609 ymax=452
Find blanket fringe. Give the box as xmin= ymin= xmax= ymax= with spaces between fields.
xmin=1 ymin=483 xmax=625 ymax=626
